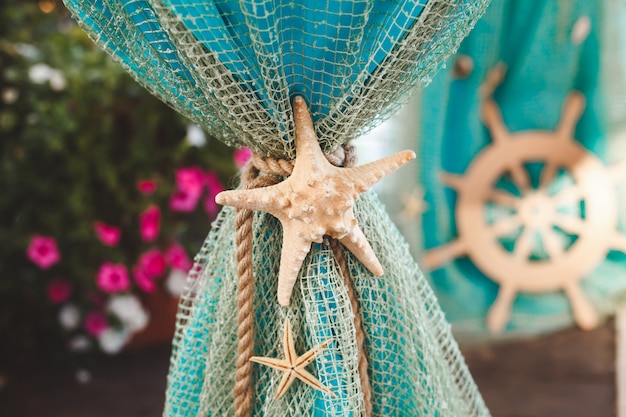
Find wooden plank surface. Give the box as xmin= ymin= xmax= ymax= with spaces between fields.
xmin=463 ymin=320 xmax=616 ymax=417
xmin=0 ymin=346 xmax=170 ymax=417
xmin=617 ymin=308 xmax=626 ymax=417
xmin=0 ymin=322 xmax=616 ymax=416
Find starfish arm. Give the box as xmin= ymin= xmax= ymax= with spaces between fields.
xmin=345 ymin=150 xmax=416 ymax=193
xmin=250 ymin=356 xmax=290 ymax=371
xmin=215 ymin=186 xmax=283 ymax=214
xmin=277 ymin=224 xmax=313 ymax=306
xmin=292 ymin=96 xmax=329 ymax=175
xmin=284 ymin=318 xmax=297 ymax=364
xmin=294 ymin=368 xmax=336 ymax=398
xmin=338 ymin=226 xmax=383 ymax=276
xmin=275 ymin=370 xmax=298 ymax=400
xmin=295 ymin=338 xmax=333 ymax=368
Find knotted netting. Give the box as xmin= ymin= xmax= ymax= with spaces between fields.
xmin=61 ymin=0 xmax=492 ymax=415
xmin=170 ymin=192 xmax=488 ymax=416
xmin=63 ymin=0 xmax=488 ymax=159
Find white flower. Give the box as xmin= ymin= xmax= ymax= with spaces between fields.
xmin=186 ymin=124 xmax=206 ymax=147
xmin=28 ymin=63 xmax=54 ymax=84
xmin=166 ymin=268 xmax=187 ymax=296
xmin=49 ymin=70 xmax=67 ymax=91
xmin=98 ymin=328 xmax=130 ymax=354
xmin=75 ymin=369 xmax=92 ymax=384
xmin=107 ymin=294 xmax=149 ymax=332
xmin=1 ymin=88 xmax=18 ymax=104
xmin=68 ymin=335 xmax=91 ymax=352
xmin=58 ymin=304 xmax=81 ymax=330
xmin=14 ymin=43 xmax=39 ymax=59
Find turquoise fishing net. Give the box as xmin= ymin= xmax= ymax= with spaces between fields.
xmin=418 ymin=0 xmax=626 ymax=339
xmin=62 ymin=0 xmax=489 ymax=158
xmin=168 ymin=193 xmax=489 ymax=415
xmin=61 ymin=0 xmax=492 ymax=415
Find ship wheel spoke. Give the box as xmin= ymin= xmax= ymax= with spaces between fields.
xmin=509 ymin=163 xmax=531 ymax=193
xmin=422 ymin=239 xmax=467 ymax=271
xmin=487 ymin=188 xmax=519 ymax=208
xmin=609 ymin=233 xmax=626 ymax=253
xmin=564 ymin=283 xmax=599 ymax=330
xmin=539 ymin=161 xmax=559 ymax=190
xmin=490 ymin=215 xmax=522 ymax=237
xmin=540 ymin=226 xmax=565 ymax=259
xmin=552 ymin=214 xmax=585 ymax=235
xmin=553 ymin=184 xmax=583 ymax=207
xmin=513 ymin=227 xmax=534 ymax=260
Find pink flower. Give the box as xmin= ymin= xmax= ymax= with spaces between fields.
xmin=203 ymin=194 xmax=219 ymax=218
xmin=139 ymin=205 xmax=160 ymax=242
xmin=137 ymin=179 xmax=157 ymax=195
xmin=169 ymin=189 xmax=201 ymax=212
xmin=233 ymin=147 xmax=253 ymax=168
xmin=205 ymin=171 xmax=224 ymax=195
xmin=93 ymin=222 xmax=121 ymax=246
xmin=175 ymin=167 xmax=205 ymax=198
xmin=47 ymin=278 xmax=72 ymax=304
xmin=84 ymin=311 xmax=108 ymax=337
xmin=204 ymin=171 xmax=224 ymax=218
xmin=27 ymin=235 xmax=61 ymax=269
xmin=165 ymin=243 xmax=192 ymax=272
xmin=133 ymin=265 xmax=156 ymax=293
xmin=138 ymin=249 xmax=166 ymax=278
xmin=96 ymin=263 xmax=130 ymax=293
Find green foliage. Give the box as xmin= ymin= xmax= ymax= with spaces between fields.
xmin=0 ymin=1 xmax=236 ymax=365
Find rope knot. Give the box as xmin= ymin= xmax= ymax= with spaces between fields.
xmin=246 ymin=143 xmax=357 ymax=182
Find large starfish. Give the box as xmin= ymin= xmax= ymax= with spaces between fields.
xmin=250 ymin=318 xmax=335 ymax=399
xmin=216 ymin=96 xmax=415 ymax=306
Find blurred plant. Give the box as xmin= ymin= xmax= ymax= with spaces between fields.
xmin=0 ymin=0 xmax=238 ymax=367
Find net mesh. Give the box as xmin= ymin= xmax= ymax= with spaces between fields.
xmin=62 ymin=0 xmax=489 ymax=158
xmin=60 ymin=0 xmax=492 ymax=415
xmin=167 ymin=192 xmax=489 ymax=416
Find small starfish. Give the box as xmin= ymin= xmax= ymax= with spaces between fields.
xmin=250 ymin=318 xmax=335 ymax=400
xmin=400 ymin=186 xmax=428 ymax=220
xmin=216 ymin=96 xmax=415 ymax=305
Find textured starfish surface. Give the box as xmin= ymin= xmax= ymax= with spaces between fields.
xmin=249 ymin=318 xmax=335 ymax=400
xmin=216 ymin=96 xmax=415 ymax=305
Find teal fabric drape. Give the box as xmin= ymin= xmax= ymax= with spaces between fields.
xmin=420 ymin=0 xmax=626 ymax=338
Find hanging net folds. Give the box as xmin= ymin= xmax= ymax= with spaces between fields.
xmin=418 ymin=0 xmax=626 ymax=339
xmin=167 ymin=192 xmax=489 ymax=416
xmin=62 ymin=0 xmax=488 ymax=158
xmin=61 ymin=0 xmax=492 ymax=416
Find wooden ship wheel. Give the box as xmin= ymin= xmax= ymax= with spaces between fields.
xmin=423 ymin=92 xmax=626 ymax=332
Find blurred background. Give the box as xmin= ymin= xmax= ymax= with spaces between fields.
xmin=0 ymin=0 xmax=238 ymax=412
xmin=1 ymin=1 xmax=625 ymax=416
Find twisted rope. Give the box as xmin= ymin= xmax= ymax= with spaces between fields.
xmin=328 ymin=146 xmax=372 ymax=417
xmin=234 ymin=164 xmax=279 ymax=417
xmin=234 ymin=143 xmax=372 ymax=417
xmin=329 ymin=238 xmax=373 ymax=417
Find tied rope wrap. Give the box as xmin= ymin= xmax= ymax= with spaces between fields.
xmin=234 ymin=144 xmax=372 ymax=417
